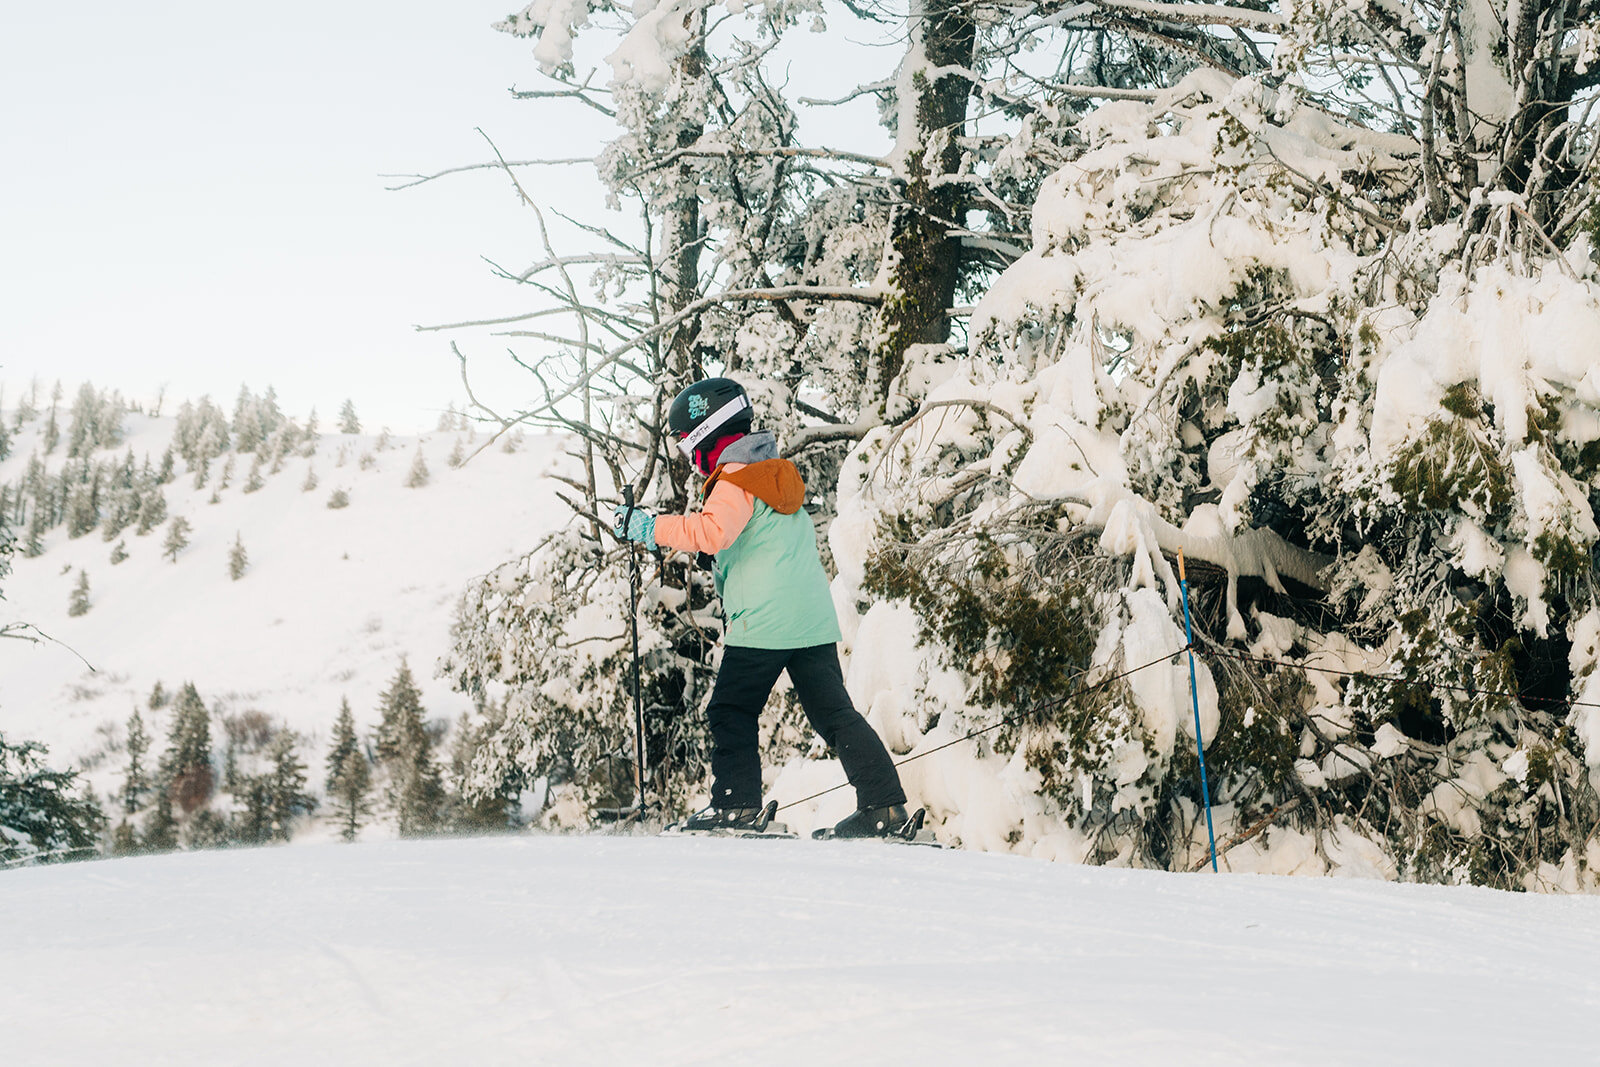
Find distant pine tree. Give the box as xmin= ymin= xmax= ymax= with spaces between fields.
xmin=135 ymin=486 xmax=168 ymax=535
xmin=148 ymin=680 xmax=169 ymax=710
xmin=110 ymin=819 xmax=141 ymax=855
xmin=302 ymin=465 xmax=318 ymax=492
xmin=243 ymin=455 xmax=266 ymax=493
xmin=67 ymin=569 xmax=90 ymax=617
xmin=109 ymin=539 xmax=129 ymax=565
xmin=228 ymin=533 xmax=248 ymax=580
xmin=266 ymin=731 xmax=316 ymax=841
xmin=42 ymin=406 xmax=59 ymax=454
xmin=338 ymin=399 xmax=361 ymax=435
xmin=235 ymin=774 xmax=272 ymax=844
xmin=161 ymin=682 xmax=213 ymax=814
xmin=301 ymin=409 xmax=321 ymax=457
xmin=405 ymin=446 xmax=429 ymax=488
xmin=325 ymin=698 xmax=371 ymax=842
xmin=448 ymin=707 xmax=519 ymax=831
xmin=218 ymin=454 xmax=235 ymax=491
xmin=123 ymin=708 xmax=149 ymax=813
xmin=141 ymin=788 xmax=178 ymax=852
xmin=448 ymin=438 xmax=466 ymax=468
xmin=327 ymin=488 xmax=350 ymax=510
xmin=373 ymin=663 xmax=444 ymax=837
xmin=162 ymin=515 xmax=191 ymax=562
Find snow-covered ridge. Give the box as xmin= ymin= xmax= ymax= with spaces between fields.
xmin=0 ymin=392 xmax=569 ymax=824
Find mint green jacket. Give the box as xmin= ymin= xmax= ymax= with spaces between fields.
xmin=711 ymin=435 xmax=842 ymax=650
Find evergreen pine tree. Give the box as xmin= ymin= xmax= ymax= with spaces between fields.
xmin=325 ymin=698 xmax=371 ymax=842
xmin=42 ymin=406 xmax=59 ymax=454
xmin=0 ymin=732 xmax=106 ymax=865
xmin=373 ymin=663 xmax=444 ymax=837
xmin=67 ymin=569 xmax=90 ymax=617
xmin=161 ymin=682 xmax=213 ymax=814
xmin=301 ymin=409 xmax=320 ymax=457
xmin=228 ymin=533 xmax=248 ymax=580
xmin=23 ymin=505 xmax=45 ymax=557
xmin=235 ymin=774 xmax=272 ymax=844
xmin=302 ymin=465 xmax=318 ymax=492
xmin=148 ymin=680 xmax=169 ymax=710
xmin=162 ymin=515 xmax=191 ymax=562
xmin=110 ymin=819 xmax=141 ymax=855
xmin=448 ymin=438 xmax=466 ymax=468
xmin=327 ymin=488 xmax=350 ymax=510
xmin=243 ymin=455 xmax=266 ymax=493
xmin=123 ymin=708 xmax=149 ymax=813
xmin=266 ymin=730 xmax=315 ymax=841
xmin=110 ymin=540 xmax=128 ymax=565
xmin=135 ymin=486 xmax=167 ymax=535
xmin=218 ymin=454 xmax=235 ymax=491
xmin=338 ymin=399 xmax=361 ymax=435
xmin=405 ymin=446 xmax=429 ymax=488
xmin=141 ymin=787 xmax=178 ymax=852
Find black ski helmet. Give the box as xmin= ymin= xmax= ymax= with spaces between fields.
xmin=667 ymin=378 xmax=752 ymax=463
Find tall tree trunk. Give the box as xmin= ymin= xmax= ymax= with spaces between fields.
xmin=873 ymin=0 xmax=976 ymax=398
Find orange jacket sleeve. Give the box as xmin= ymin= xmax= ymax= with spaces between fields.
xmin=653 ymin=472 xmax=754 ymax=555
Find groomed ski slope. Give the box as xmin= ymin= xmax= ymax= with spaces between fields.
xmin=2 ymin=836 xmax=1596 ymax=1065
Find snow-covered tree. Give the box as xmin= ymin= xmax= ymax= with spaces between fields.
xmin=373 ymin=663 xmax=445 ymax=836
xmin=337 ymin=399 xmax=361 ymax=435
xmin=228 ymin=533 xmax=248 ymax=580
xmin=160 ymin=682 xmax=213 ymax=816
xmin=0 ymin=732 xmax=105 ymax=866
xmin=405 ymin=446 xmax=429 ymax=488
xmin=122 ymin=708 xmax=149 ymax=813
xmin=264 ymin=730 xmax=316 ymax=841
xmin=439 ymin=0 xmax=1600 ymax=886
xmin=67 ymin=568 xmax=90 ymax=617
xmin=325 ymin=698 xmax=371 ymax=842
xmin=162 ymin=515 xmax=191 ymax=562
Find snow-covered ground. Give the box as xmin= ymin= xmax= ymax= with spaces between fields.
xmin=0 ymin=405 xmax=568 ymax=799
xmin=1 ymin=834 xmax=1595 ymax=1064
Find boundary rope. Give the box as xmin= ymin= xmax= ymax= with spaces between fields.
xmin=774 ymin=647 xmax=1186 ymax=813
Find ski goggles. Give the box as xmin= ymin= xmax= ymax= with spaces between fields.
xmin=675 ymin=393 xmax=751 ymax=460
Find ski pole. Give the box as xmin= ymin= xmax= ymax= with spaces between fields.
xmin=623 ymin=485 xmax=647 ymax=820
xmin=1178 ymin=550 xmax=1218 ymax=872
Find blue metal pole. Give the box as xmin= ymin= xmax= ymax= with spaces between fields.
xmin=1178 ymin=550 xmax=1219 ymax=872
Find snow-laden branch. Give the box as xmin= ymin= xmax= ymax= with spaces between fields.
xmin=613 ymin=143 xmax=890 ymax=185
xmin=1094 ymin=0 xmax=1287 ymax=31
xmin=382 ymin=159 xmax=595 ymax=191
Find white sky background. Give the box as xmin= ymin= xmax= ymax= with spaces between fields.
xmin=0 ymin=2 xmax=899 ymax=432
xmin=0 ymin=1 xmax=612 ymax=431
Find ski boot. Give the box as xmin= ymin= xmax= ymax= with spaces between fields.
xmin=680 ymin=803 xmax=772 ymax=832
xmin=664 ymin=800 xmax=794 ymax=837
xmin=815 ymin=803 xmax=920 ymax=840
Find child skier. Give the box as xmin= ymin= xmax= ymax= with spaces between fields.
xmin=613 ymin=378 xmax=911 ymax=837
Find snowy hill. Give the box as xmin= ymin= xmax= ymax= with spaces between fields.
xmin=1 ymin=833 xmax=1596 ymax=1064
xmin=0 ymin=398 xmax=570 ymax=813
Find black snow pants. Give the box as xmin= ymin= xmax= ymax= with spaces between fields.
xmin=705 ymin=644 xmax=906 ymax=811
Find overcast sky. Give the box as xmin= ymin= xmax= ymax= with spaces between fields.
xmin=1 ymin=3 xmax=899 ymax=432
xmin=0 ymin=1 xmax=615 ymax=431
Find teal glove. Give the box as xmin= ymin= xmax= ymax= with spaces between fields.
xmin=613 ymin=505 xmax=657 ymax=551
